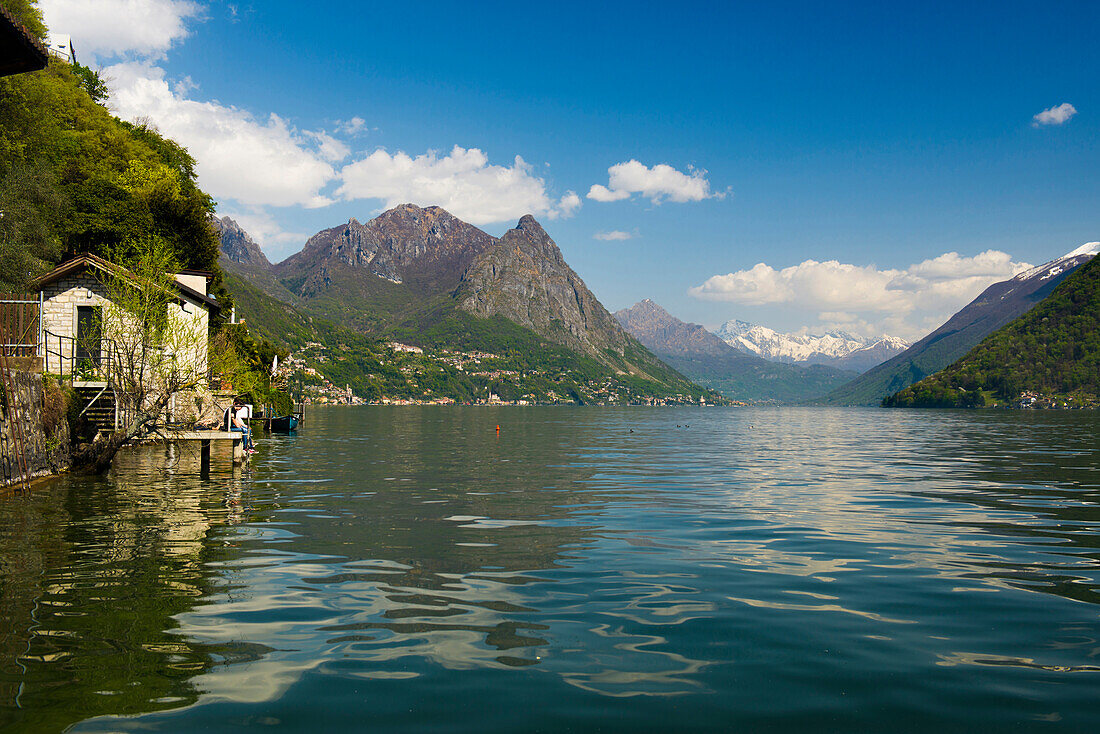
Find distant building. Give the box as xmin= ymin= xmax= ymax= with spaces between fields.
xmin=45 ymin=33 xmax=74 ymax=63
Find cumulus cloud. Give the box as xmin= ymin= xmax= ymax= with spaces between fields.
xmin=690 ymin=251 xmax=1033 ymax=339
xmin=1032 ymin=103 xmax=1077 ymax=127
xmin=337 ymin=146 xmax=579 ymax=225
xmin=40 ymin=0 xmax=202 ymax=61
xmin=587 ymin=160 xmax=723 ymax=204
xmin=593 ymin=230 xmax=635 ymax=241
xmin=304 ymin=130 xmax=351 ymax=163
xmin=337 ymin=116 xmax=373 ymax=136
xmin=106 ymin=62 xmax=337 ymax=209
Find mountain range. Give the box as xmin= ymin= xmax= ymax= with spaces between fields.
xmin=613 ymin=300 xmax=857 ymax=402
xmin=715 ymin=320 xmax=909 ymax=373
xmin=823 ymin=243 xmax=1100 ymax=405
xmin=216 ymin=205 xmax=710 ymax=403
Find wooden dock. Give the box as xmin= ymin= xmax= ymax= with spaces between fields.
xmin=174 ymin=430 xmax=246 ymax=471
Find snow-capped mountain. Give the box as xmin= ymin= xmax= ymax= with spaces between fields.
xmin=1007 ymin=241 xmax=1099 ymax=284
xmin=715 ymin=320 xmax=909 ymax=373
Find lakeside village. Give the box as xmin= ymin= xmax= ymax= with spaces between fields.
xmin=279 ymin=341 xmax=724 ymax=407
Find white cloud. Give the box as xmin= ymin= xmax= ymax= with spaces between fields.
xmin=336 ymin=146 xmax=578 ymax=225
xmin=594 ymin=230 xmax=635 ymax=241
xmin=304 ymin=130 xmax=351 ymax=163
xmin=337 ymin=116 xmax=373 ymax=136
xmin=106 ymin=61 xmax=337 ymax=209
xmin=1032 ymin=102 xmax=1077 ymax=127
xmin=587 ymin=160 xmax=723 ymax=204
xmin=40 ymin=0 xmax=202 ymax=61
xmin=690 ymin=251 xmax=1033 ymax=340
xmin=557 ymin=191 xmax=582 ymax=218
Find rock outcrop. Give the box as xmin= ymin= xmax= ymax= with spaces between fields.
xmin=277 ymin=204 xmax=497 ymax=299
xmin=458 ymin=216 xmax=631 ymax=359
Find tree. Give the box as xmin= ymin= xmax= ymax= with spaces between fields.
xmin=71 ymin=62 xmax=109 ymax=103
xmin=0 ymin=161 xmax=67 ymax=289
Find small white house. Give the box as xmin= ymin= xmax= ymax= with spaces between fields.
xmin=31 ymin=254 xmax=220 ymax=380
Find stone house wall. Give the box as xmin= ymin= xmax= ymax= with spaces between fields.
xmin=40 ymin=271 xmax=210 ymax=379
xmin=40 ymin=272 xmax=107 ymax=375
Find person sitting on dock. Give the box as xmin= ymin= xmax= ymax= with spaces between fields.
xmin=224 ymin=398 xmax=256 ymax=453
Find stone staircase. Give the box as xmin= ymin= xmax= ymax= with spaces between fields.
xmin=75 ymin=385 xmax=116 ymax=433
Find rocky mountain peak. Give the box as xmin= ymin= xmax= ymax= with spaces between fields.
xmin=516 ymin=214 xmax=544 ymax=232
xmin=506 ymin=215 xmax=566 ymax=263
xmin=277 ymin=204 xmax=498 ymax=297
xmin=615 ymin=300 xmax=732 ymax=358
xmin=458 ymin=216 xmax=632 ymax=362
xmin=617 ymin=299 xmax=675 ymax=327
xmin=212 ymin=215 xmax=271 ymax=268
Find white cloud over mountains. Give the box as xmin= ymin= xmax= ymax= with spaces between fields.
xmin=40 ymin=0 xmax=202 ymax=61
xmin=690 ymin=250 xmax=1033 ymax=339
xmin=48 ymin=0 xmax=579 ymax=256
xmin=107 ymin=62 xmax=338 ymax=209
xmin=1032 ymin=103 xmax=1077 ymax=127
xmin=588 ymin=160 xmax=723 ymax=204
xmin=337 ymin=147 xmax=581 ymax=225
xmin=108 ymin=62 xmax=581 ymax=227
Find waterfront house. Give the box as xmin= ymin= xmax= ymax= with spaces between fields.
xmin=28 ymin=255 xmax=222 ymax=430
xmin=31 ymin=254 xmax=220 ymax=379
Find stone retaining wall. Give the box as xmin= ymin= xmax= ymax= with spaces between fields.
xmin=1 ymin=371 xmax=71 ymax=488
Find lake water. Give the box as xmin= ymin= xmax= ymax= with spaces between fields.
xmin=1 ymin=406 xmax=1098 ymax=732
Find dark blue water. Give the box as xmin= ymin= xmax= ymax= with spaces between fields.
xmin=1 ymin=407 xmax=1098 ymax=732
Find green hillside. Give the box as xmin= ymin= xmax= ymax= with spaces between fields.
xmin=226 ymin=274 xmax=716 ymax=405
xmin=884 ymin=256 xmax=1100 ymax=409
xmin=0 ymin=2 xmax=225 ymax=301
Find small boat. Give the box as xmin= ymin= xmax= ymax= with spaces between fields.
xmin=268 ymin=414 xmax=300 ymax=432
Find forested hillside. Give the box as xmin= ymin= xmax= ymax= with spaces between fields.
xmin=0 ymin=0 xmax=225 ymax=304
xmin=884 ymin=256 xmax=1100 ymax=408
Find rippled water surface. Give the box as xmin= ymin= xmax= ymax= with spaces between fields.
xmin=1 ymin=407 xmax=1099 ymax=732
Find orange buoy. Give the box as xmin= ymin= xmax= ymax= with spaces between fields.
xmin=496 ymin=424 xmax=500 ymax=433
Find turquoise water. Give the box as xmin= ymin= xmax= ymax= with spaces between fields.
xmin=1 ymin=406 xmax=1098 ymax=732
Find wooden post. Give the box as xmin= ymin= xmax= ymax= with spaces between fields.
xmin=200 ymin=438 xmax=210 ymax=475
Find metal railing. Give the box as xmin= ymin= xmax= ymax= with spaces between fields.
xmin=42 ymin=329 xmax=121 ymax=384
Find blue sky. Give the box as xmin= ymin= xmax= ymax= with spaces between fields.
xmin=39 ymin=0 xmax=1099 ymax=340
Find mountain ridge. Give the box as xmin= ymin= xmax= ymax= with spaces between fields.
xmin=215 ymin=206 xmax=713 ymax=403
xmin=716 ymin=320 xmax=908 ymax=373
xmin=885 ymin=252 xmax=1100 ymax=408
xmin=821 ymin=243 xmax=1099 ymax=405
xmin=614 ymin=299 xmax=858 ymax=402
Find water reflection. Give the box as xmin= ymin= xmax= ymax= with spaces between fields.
xmin=0 ymin=445 xmax=260 ymax=731
xmin=0 ymin=407 xmax=1097 ymax=732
